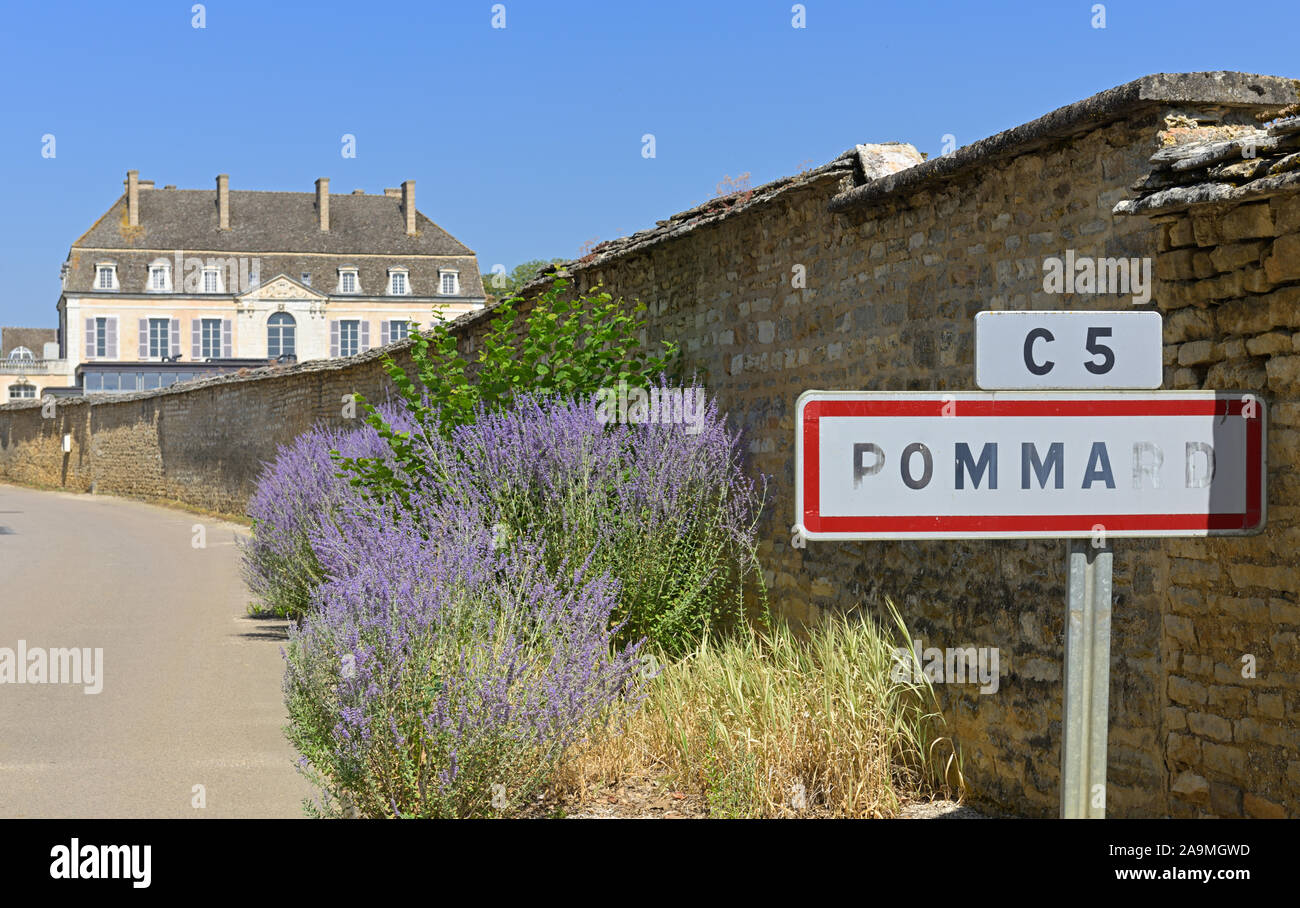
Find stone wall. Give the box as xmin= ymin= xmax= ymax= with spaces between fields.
xmin=2 ymin=72 xmax=1297 ymax=818
xmin=1119 ymin=113 xmax=1300 ymax=818
xmin=0 ymin=355 xmax=398 ymax=511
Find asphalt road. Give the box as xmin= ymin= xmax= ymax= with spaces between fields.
xmin=0 ymin=484 xmax=312 ymax=818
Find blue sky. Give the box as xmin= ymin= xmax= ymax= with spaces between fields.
xmin=1 ymin=0 xmax=1297 ymax=328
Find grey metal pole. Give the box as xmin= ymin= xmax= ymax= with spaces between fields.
xmin=1061 ymin=539 xmax=1113 ymax=818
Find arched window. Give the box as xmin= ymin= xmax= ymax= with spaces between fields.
xmin=8 ymin=382 xmax=36 ymax=400
xmin=268 ymin=312 xmax=296 ymax=358
xmin=7 ymin=346 xmax=35 ymax=362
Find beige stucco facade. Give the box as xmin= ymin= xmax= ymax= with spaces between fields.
xmin=1 ymin=361 xmax=68 ymax=400
xmin=62 ymin=272 xmax=477 ymax=369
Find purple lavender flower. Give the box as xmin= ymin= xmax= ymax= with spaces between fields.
xmin=241 ymin=403 xmax=414 ymax=617
xmin=283 ymin=492 xmax=643 ymax=818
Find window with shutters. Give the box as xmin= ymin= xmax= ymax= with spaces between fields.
xmin=338 ymin=320 xmax=360 ymax=357
xmin=268 ymin=312 xmax=296 ymax=358
xmin=200 ymin=319 xmax=222 ymax=359
xmin=149 ymin=318 xmax=171 ymax=358
xmin=87 ymin=317 xmax=114 ymax=358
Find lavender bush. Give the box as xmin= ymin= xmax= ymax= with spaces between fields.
xmin=427 ymin=387 xmax=769 ymax=657
xmin=249 ymin=382 xmax=767 ymax=815
xmin=242 ymin=404 xmax=413 ymax=618
xmin=283 ymin=493 xmax=645 ymax=818
xmin=249 ymin=383 xmax=767 ymax=651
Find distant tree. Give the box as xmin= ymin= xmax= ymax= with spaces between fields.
xmin=481 ymin=258 xmax=567 ymax=302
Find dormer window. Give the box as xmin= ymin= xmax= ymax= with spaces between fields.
xmin=338 ymin=267 xmax=360 ymax=294
xmin=96 ymin=263 xmax=119 ymax=290
xmin=388 ymin=268 xmax=409 ymax=295
xmin=301 ymin=272 xmax=312 ymax=287
xmin=201 ymin=267 xmax=223 ymax=293
xmin=439 ymin=269 xmax=459 ymax=295
xmin=149 ymin=261 xmax=172 ymax=292
xmin=7 ymin=346 xmax=35 ymax=363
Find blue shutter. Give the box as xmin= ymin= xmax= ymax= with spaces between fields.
xmin=191 ymin=319 xmax=201 ymax=359
xmin=359 ymin=320 xmax=370 ymax=353
xmin=170 ymin=319 xmax=180 ymax=358
xmin=329 ymin=320 xmax=339 ymax=358
xmin=85 ymin=318 xmax=95 ymax=360
xmin=138 ymin=318 xmax=149 ymax=359
xmin=107 ymin=318 xmax=118 ymax=359
xmin=381 ymin=320 xmax=390 ymax=346
xmin=221 ymin=319 xmax=232 ymax=358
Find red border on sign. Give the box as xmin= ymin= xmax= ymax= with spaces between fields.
xmin=801 ymin=397 xmax=1263 ymax=534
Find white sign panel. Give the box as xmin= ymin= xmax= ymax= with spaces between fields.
xmin=795 ymin=391 xmax=1265 ymax=540
xmin=974 ymin=310 xmax=1163 ymax=390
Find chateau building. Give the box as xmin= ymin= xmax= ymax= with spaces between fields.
xmin=50 ymin=171 xmax=485 ymax=394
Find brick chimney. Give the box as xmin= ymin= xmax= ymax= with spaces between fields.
xmin=217 ymin=174 xmax=230 ymax=230
xmin=126 ymin=170 xmax=140 ymax=226
xmin=315 ymin=177 xmax=330 ymax=231
xmin=402 ymin=180 xmax=416 ymax=236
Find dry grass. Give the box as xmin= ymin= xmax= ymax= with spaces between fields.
xmin=559 ymin=600 xmax=964 ymax=818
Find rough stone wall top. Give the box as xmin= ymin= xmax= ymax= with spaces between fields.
xmin=1116 ymin=112 xmax=1300 ymax=215
xmin=831 ymin=72 xmax=1299 ymax=212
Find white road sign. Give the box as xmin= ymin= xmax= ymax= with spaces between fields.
xmin=974 ymin=310 xmax=1163 ymax=390
xmin=795 ymin=390 xmax=1265 ymax=540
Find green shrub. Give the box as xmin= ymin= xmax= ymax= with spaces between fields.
xmin=339 ymin=276 xmax=677 ymax=507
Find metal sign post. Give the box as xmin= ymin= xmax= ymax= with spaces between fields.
xmin=1061 ymin=540 xmax=1113 ymax=818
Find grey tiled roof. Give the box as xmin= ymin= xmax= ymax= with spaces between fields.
xmin=75 ymin=188 xmax=474 ymax=256
xmin=62 ymin=181 xmax=486 ymax=299
xmin=1 ymin=327 xmax=58 ymax=358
